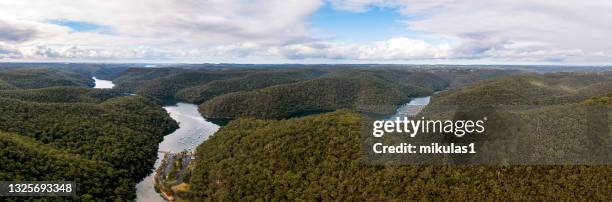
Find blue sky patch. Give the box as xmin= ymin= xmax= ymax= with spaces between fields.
xmin=48 ymin=19 xmax=114 ymax=34
xmin=310 ymin=4 xmax=452 ymax=45
xmin=311 ymin=4 xmax=407 ymax=43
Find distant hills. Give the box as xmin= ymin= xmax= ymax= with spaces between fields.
xmin=198 ymin=70 xmax=445 ymax=119
xmin=100 ymin=66 xmax=519 ymax=119
xmin=428 ymin=72 xmax=612 ymax=106
xmin=0 ymin=68 xmax=93 ymax=89
xmin=175 ymin=69 xmax=324 ymax=104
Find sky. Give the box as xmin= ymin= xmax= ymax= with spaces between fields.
xmin=0 ymin=0 xmax=611 ymax=65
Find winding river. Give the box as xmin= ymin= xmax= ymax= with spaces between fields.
xmin=92 ymin=77 xmax=220 ymax=201
xmin=93 ymin=77 xmax=433 ymax=201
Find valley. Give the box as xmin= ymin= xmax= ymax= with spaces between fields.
xmin=0 ymin=63 xmax=610 ymax=200
xmin=3 ymin=1 xmax=612 ymax=201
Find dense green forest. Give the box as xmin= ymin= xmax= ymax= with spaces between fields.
xmin=110 ymin=67 xmax=183 ymax=92
xmin=0 ymin=68 xmax=94 ymax=89
xmin=0 ymin=86 xmax=126 ymax=103
xmin=0 ymin=79 xmax=17 ymax=90
xmin=0 ymin=68 xmax=178 ymax=200
xmin=186 ymin=110 xmax=611 ymax=201
xmin=183 ymin=71 xmax=611 ymax=200
xmin=411 ymin=72 xmax=612 ymax=165
xmin=0 ymin=132 xmax=120 ymax=200
xmin=105 ymin=67 xmax=518 ymax=119
xmin=426 ymin=68 xmax=521 ymax=88
xmin=133 ymin=70 xmax=251 ymax=100
xmin=427 ymin=72 xmax=612 ymax=106
xmin=198 ymin=70 xmax=447 ymax=119
xmin=111 ymin=68 xmax=324 ymax=103
xmin=1 ymin=64 xmax=608 ymax=200
xmin=0 ymin=95 xmax=178 ymax=200
xmin=175 ymin=69 xmax=324 ymax=104
xmin=0 ymin=62 xmax=131 ymax=81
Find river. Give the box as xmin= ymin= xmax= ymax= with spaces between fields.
xmin=92 ymin=76 xmax=430 ymax=200
xmin=92 ymin=77 xmax=115 ymax=89
xmin=136 ymin=103 xmax=220 ymax=201
xmin=135 ymin=95 xmax=430 ymax=202
xmin=388 ymin=96 xmax=431 ymax=120
xmin=92 ymin=77 xmax=220 ymax=201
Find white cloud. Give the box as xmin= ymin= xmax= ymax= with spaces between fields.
xmin=0 ymin=19 xmax=69 ymax=44
xmin=267 ymin=37 xmax=451 ymax=61
xmin=0 ymin=0 xmax=322 ymax=46
xmin=0 ymin=20 xmax=40 ymax=42
xmin=0 ymin=0 xmax=325 ymax=61
xmin=14 ymin=45 xmax=176 ymax=61
xmin=327 ymin=0 xmax=612 ymax=63
xmin=0 ymin=43 xmax=22 ymax=59
xmin=0 ymin=0 xmax=611 ymax=63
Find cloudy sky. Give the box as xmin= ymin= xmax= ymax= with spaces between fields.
xmin=0 ymin=0 xmax=611 ymax=64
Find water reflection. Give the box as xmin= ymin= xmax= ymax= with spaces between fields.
xmin=388 ymin=96 xmax=431 ymax=120
xmin=92 ymin=77 xmax=115 ymax=89
xmin=136 ymin=103 xmax=219 ymax=201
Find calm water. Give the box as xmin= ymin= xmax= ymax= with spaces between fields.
xmin=92 ymin=77 xmax=115 ymax=89
xmin=388 ymin=96 xmax=431 ymax=120
xmin=136 ymin=103 xmax=220 ymax=201
xmin=90 ymin=77 xmax=218 ymax=201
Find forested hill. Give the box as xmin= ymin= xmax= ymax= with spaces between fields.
xmin=0 ymin=83 xmax=178 ymax=200
xmin=184 ymin=71 xmax=610 ymax=200
xmin=106 ymin=66 xmax=518 ymax=113
xmin=427 ymin=72 xmax=612 ymax=106
xmin=198 ymin=70 xmax=446 ymax=119
xmin=0 ymin=79 xmax=16 ymax=90
xmin=175 ymin=69 xmax=325 ymax=104
xmin=111 ymin=68 xmax=326 ymax=102
xmin=185 ymin=110 xmax=610 ymax=201
xmin=100 ymin=67 xmax=520 ymax=119
xmin=0 ymin=86 xmax=125 ymax=103
xmin=415 ymin=72 xmax=612 ymax=165
xmin=195 ymin=68 xmax=519 ymax=119
xmin=111 ymin=67 xmax=186 ymax=93
xmin=0 ymin=62 xmax=133 ymax=81
xmin=0 ymin=132 xmax=119 ymax=200
xmin=0 ymin=68 xmax=94 ymax=89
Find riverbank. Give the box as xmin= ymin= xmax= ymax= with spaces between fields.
xmin=91 ymin=77 xmax=220 ymax=201
xmin=136 ymin=103 xmax=219 ymax=201
xmin=154 ymin=151 xmax=197 ymax=201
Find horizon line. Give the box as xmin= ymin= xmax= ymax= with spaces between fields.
xmin=0 ymin=61 xmax=610 ymax=67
